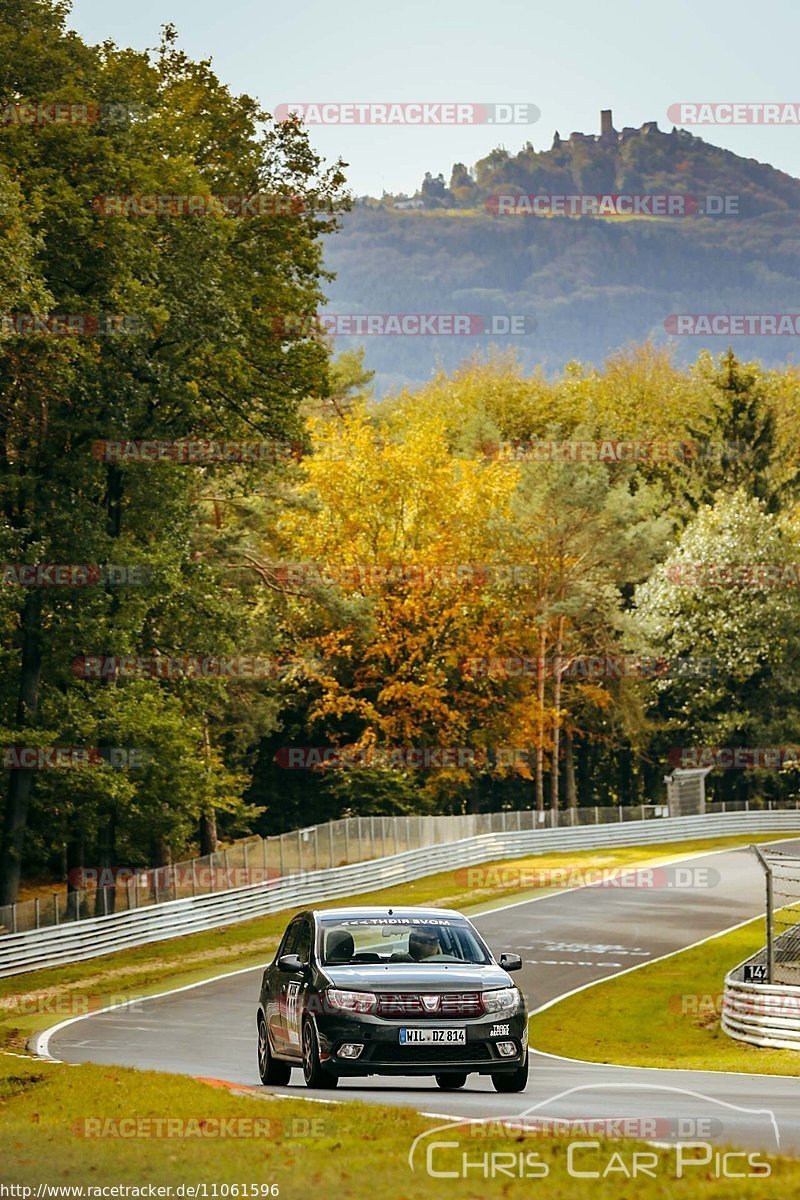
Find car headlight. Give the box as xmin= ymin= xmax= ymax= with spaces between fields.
xmin=482 ymin=986 xmax=520 ymax=1016
xmin=325 ymin=988 xmax=377 ymax=1014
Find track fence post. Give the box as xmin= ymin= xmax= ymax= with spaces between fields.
xmin=752 ymin=845 xmax=775 ymax=983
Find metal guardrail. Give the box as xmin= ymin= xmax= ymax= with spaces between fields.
xmin=1 ymin=797 xmax=781 ymax=936
xmin=2 ymin=809 xmax=799 ymax=979
xmin=722 ymin=954 xmax=800 ymax=1050
xmin=1 ymin=803 xmax=675 ymax=936
xmin=722 ymin=841 xmax=800 ymax=1051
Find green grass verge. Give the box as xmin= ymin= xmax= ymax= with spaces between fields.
xmin=2 ymin=1051 xmax=799 ymax=1194
xmin=534 ymin=916 xmax=800 ymax=1076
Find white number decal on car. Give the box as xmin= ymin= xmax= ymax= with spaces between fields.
xmin=286 ymin=981 xmax=302 ymax=1044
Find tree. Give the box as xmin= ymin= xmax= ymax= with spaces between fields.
xmin=0 ymin=0 xmax=348 ymax=902
xmin=683 ymin=350 xmax=799 ymax=512
xmin=502 ymin=442 xmax=668 ymax=813
xmin=634 ymin=490 xmax=800 ymax=801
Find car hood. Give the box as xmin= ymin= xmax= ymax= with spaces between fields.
xmin=322 ymin=963 xmax=514 ymax=991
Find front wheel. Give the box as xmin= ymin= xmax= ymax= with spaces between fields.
xmin=492 ymin=1053 xmax=529 ymax=1093
xmin=435 ymin=1072 xmax=467 ymax=1089
xmin=257 ymin=1015 xmax=291 ymax=1086
xmin=302 ymin=1020 xmax=338 ymax=1089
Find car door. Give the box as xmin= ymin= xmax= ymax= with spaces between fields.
xmin=271 ymin=917 xmax=302 ymax=1055
xmin=281 ymin=916 xmax=313 ymax=1056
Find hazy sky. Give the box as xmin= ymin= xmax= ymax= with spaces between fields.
xmin=69 ymin=0 xmax=800 ymax=196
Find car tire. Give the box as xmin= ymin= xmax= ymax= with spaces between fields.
xmin=435 ymin=1073 xmax=468 ymax=1089
xmin=302 ymin=1020 xmax=339 ymax=1089
xmin=491 ymin=1053 xmax=529 ymax=1093
xmin=257 ymin=1015 xmax=292 ymax=1086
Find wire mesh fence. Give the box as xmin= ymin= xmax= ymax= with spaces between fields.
xmin=2 ymin=797 xmax=797 ymax=937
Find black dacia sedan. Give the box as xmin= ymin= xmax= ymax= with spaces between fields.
xmin=256 ymin=905 xmax=528 ymax=1092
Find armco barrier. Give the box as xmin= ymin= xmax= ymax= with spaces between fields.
xmin=0 ymin=803 xmax=671 ymax=935
xmin=722 ymin=956 xmax=800 ymax=1050
xmin=2 ymin=810 xmax=799 ymax=978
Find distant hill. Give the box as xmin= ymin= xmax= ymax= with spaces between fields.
xmin=416 ymin=111 xmax=800 ymax=216
xmin=322 ymin=113 xmax=800 ymax=392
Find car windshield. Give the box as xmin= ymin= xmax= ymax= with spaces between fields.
xmin=318 ymin=917 xmax=492 ymax=965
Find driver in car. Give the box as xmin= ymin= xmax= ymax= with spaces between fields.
xmin=408 ymin=926 xmax=442 ymax=960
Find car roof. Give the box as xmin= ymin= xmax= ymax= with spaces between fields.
xmin=311 ymin=906 xmax=466 ymax=921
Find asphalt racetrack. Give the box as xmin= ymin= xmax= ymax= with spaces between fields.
xmin=43 ymin=838 xmax=800 ymax=1153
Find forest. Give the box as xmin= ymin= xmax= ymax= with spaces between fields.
xmin=3 ymin=1 xmax=800 ymax=903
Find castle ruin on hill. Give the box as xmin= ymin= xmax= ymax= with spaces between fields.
xmin=552 ymin=110 xmax=662 ymax=150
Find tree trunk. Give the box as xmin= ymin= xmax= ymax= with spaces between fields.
xmin=94 ymin=810 xmax=117 ymax=916
xmin=565 ymin=728 xmax=578 ymax=811
xmin=578 ymin=736 xmax=592 ymax=807
xmin=617 ymin=747 xmax=632 ymax=809
xmin=199 ymin=808 xmax=218 ymax=855
xmin=151 ymin=837 xmax=172 ymax=902
xmin=535 ymin=625 xmax=546 ymax=813
xmin=199 ymin=719 xmax=219 ymax=854
xmin=550 ymin=616 xmax=565 ymax=817
xmin=66 ymin=826 xmax=86 ymax=920
xmin=0 ymin=590 xmax=43 ymax=906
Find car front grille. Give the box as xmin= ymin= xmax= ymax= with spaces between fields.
xmin=375 ymin=991 xmax=484 ymax=1018
xmin=371 ymin=1043 xmax=493 ymax=1065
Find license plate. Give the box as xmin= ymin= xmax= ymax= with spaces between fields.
xmin=399 ymin=1027 xmax=466 ymax=1045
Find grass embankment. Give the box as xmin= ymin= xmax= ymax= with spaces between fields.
xmin=534 ymin=916 xmax=800 ymax=1076
xmin=2 ymin=1052 xmax=799 ymax=1195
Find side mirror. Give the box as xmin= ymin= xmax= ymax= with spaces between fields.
xmin=278 ymin=953 xmax=305 ymax=973
xmin=498 ymin=952 xmax=522 ymax=972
